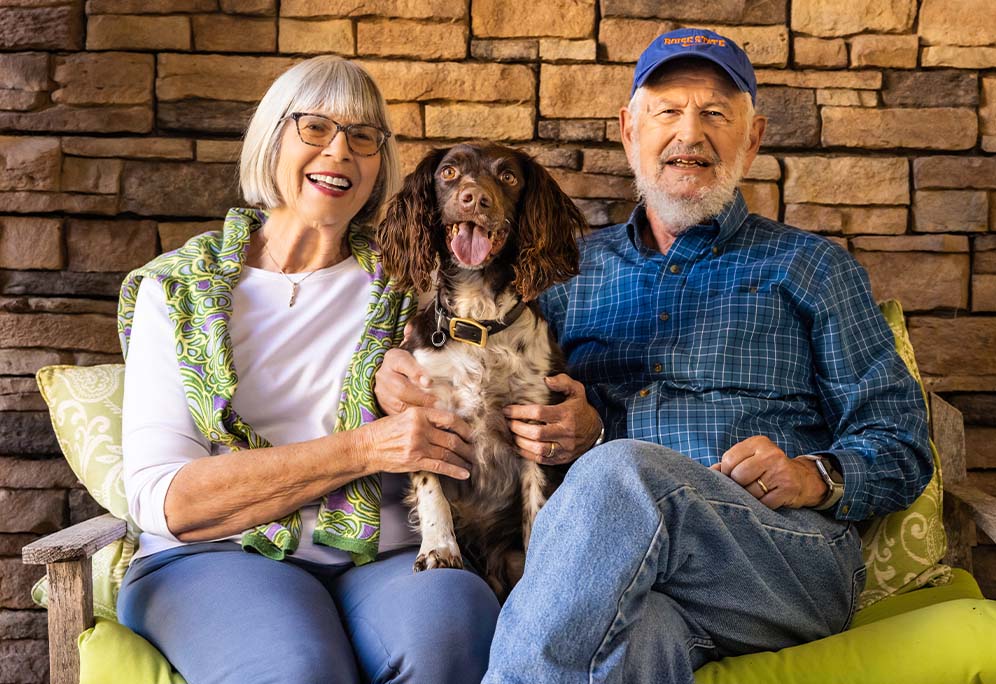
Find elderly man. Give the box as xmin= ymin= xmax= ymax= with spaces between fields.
xmin=376 ymin=28 xmax=932 ymax=683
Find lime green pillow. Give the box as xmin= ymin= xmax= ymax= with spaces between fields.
xmin=851 ymin=567 xmax=983 ymax=630
xmin=80 ymin=619 xmax=186 ymax=684
xmin=33 ymin=364 xmax=139 ymax=621
xmin=857 ymin=301 xmax=950 ymax=609
xmin=694 ymin=596 xmax=996 ymax=684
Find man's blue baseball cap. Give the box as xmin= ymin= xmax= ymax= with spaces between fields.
xmin=630 ymin=28 xmax=757 ymax=103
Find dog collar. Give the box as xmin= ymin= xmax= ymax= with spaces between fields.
xmin=431 ymin=293 xmax=528 ymax=348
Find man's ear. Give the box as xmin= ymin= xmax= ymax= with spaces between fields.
xmin=743 ymin=114 xmax=767 ymax=171
xmin=749 ymin=114 xmax=767 ymax=153
xmin=619 ymin=105 xmax=636 ymax=157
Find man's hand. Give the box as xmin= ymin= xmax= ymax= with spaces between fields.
xmin=503 ymin=374 xmax=603 ymax=466
xmin=711 ymin=436 xmax=828 ymax=509
xmin=374 ymin=348 xmax=439 ymax=415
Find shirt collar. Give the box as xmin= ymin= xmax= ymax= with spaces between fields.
xmin=625 ymin=189 xmax=750 ymax=253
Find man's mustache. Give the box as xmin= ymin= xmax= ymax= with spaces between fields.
xmin=655 ymin=144 xmax=721 ymax=170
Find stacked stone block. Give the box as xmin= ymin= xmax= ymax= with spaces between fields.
xmin=0 ymin=0 xmax=994 ymax=679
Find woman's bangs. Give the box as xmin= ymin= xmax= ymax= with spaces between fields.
xmin=289 ymin=65 xmax=385 ymax=129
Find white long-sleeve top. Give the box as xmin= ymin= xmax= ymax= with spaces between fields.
xmin=121 ymin=258 xmax=419 ymax=563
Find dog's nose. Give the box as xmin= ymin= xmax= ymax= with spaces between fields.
xmin=459 ymin=186 xmax=491 ymax=210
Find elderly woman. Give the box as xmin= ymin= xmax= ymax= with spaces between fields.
xmin=115 ymin=56 xmax=498 ymax=684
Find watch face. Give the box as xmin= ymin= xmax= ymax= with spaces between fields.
xmin=812 ymin=457 xmax=830 ymax=484
xmin=812 ymin=456 xmax=841 ymax=485
xmin=800 ymin=454 xmax=844 ymax=510
xmin=823 ymin=459 xmax=844 ymax=485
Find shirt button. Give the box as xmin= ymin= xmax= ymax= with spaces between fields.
xmin=639 ymin=388 xmax=650 ymax=397
xmin=659 ymin=311 xmax=670 ymax=321
xmin=841 ymin=505 xmax=849 ymax=514
xmin=669 ymin=264 xmax=681 ymax=274
xmin=712 ymin=246 xmax=720 ymax=255
xmin=653 ymin=363 xmax=662 ymax=373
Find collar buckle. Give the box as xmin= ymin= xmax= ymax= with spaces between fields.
xmin=448 ymin=317 xmax=489 ymax=347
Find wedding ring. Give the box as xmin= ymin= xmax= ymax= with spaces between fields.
xmin=547 ymin=442 xmax=557 ymax=459
xmin=755 ymin=478 xmax=769 ymax=495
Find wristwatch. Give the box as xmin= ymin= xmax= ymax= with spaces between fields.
xmin=798 ymin=454 xmax=844 ymax=511
xmin=588 ymin=417 xmax=605 ymax=450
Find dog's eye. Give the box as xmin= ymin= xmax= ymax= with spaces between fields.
xmin=439 ymin=166 xmax=458 ymax=180
xmin=500 ymin=170 xmax=517 ymax=185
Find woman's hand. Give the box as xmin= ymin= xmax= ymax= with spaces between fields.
xmin=375 ymin=348 xmax=439 ymax=415
xmin=503 ymin=374 xmax=603 ymax=466
xmin=360 ymin=406 xmax=475 ymax=480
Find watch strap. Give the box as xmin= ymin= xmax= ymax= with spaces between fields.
xmin=589 ymin=418 xmax=605 ymax=450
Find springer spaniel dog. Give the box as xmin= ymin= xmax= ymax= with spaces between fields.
xmin=378 ymin=141 xmax=587 ymax=598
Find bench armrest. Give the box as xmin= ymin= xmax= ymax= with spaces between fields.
xmin=22 ymin=513 xmax=127 ymax=565
xmin=21 ymin=513 xmax=127 ymax=684
xmin=930 ymin=392 xmax=995 ymax=572
xmin=944 ymin=482 xmax=996 ymax=544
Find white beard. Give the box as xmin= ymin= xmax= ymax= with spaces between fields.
xmin=630 ymin=138 xmax=748 ymax=236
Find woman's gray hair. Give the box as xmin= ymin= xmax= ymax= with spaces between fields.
xmin=239 ymin=56 xmax=400 ymax=230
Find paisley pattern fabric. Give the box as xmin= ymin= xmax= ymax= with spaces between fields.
xmin=117 ymin=207 xmax=415 ymax=565
xmin=857 ymin=300 xmax=951 ymax=609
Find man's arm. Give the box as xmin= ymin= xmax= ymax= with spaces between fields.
xmin=807 ymin=249 xmax=933 ymax=520
xmin=505 ymin=284 xmax=603 ymax=464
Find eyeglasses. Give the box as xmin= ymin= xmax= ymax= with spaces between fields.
xmin=287 ymin=112 xmax=391 ymax=157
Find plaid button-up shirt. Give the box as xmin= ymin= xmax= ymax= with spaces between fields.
xmin=541 ymin=191 xmax=932 ymax=521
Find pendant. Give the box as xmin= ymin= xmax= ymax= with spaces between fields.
xmin=288 ymin=282 xmax=299 ymax=307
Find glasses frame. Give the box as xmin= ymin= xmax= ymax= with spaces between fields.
xmin=287 ymin=112 xmax=391 ymax=157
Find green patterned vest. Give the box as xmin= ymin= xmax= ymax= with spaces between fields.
xmin=117 ymin=207 xmax=416 ymax=565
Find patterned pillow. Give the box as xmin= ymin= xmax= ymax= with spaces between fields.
xmin=857 ymin=301 xmax=951 ymax=609
xmin=33 ymin=364 xmax=139 ymax=621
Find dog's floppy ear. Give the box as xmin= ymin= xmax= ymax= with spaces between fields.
xmin=377 ymin=147 xmax=448 ymax=292
xmin=512 ymin=151 xmax=586 ymax=301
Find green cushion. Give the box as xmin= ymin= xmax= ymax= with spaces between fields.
xmin=33 ymin=364 xmax=138 ymax=621
xmin=694 ymin=596 xmax=996 ymax=684
xmin=79 ymin=619 xmax=185 ymax=684
xmin=857 ymin=300 xmax=950 ymax=609
xmin=851 ymin=567 xmax=983 ymax=629
xmin=80 ymin=582 xmax=995 ymax=684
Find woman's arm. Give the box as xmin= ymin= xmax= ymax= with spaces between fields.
xmin=123 ymin=279 xmax=473 ymax=543
xmin=165 ymin=406 xmax=474 ymax=542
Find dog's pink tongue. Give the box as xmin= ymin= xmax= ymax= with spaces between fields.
xmin=451 ymin=222 xmax=492 ymax=266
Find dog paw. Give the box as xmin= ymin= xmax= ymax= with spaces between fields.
xmin=413 ymin=547 xmax=464 ymax=572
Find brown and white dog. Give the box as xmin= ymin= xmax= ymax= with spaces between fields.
xmin=377 ymin=141 xmax=587 ymax=598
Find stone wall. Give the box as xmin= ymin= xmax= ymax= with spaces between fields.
xmin=1 ymin=0 xmax=994 ymax=680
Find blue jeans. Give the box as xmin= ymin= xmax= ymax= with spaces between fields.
xmin=117 ymin=544 xmax=499 ymax=684
xmin=483 ymin=440 xmax=865 ymax=684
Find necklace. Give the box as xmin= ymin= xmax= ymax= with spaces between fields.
xmin=261 ymin=238 xmax=320 ymax=307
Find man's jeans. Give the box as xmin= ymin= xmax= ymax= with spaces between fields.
xmin=484 ymin=439 xmax=866 ymax=684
